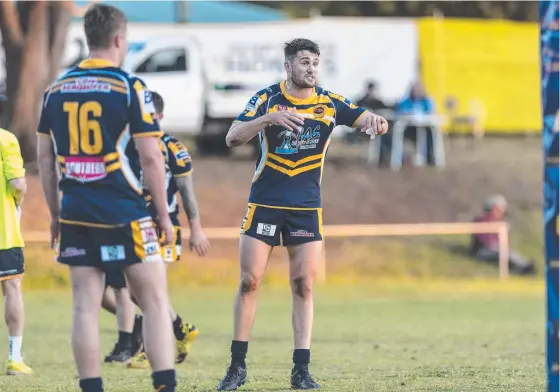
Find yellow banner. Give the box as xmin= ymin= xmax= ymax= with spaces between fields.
xmin=418 ymin=18 xmax=541 ymax=133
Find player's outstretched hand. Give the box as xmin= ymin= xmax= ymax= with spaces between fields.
xmin=189 ymin=229 xmax=210 ymax=257
xmin=159 ymin=216 xmax=175 ymax=246
xmin=265 ymin=111 xmax=306 ymax=131
xmin=360 ymin=112 xmax=388 ymax=138
xmin=50 ymin=218 xmax=60 ymax=249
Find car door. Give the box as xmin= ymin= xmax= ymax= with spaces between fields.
xmin=133 ymin=44 xmax=204 ymax=134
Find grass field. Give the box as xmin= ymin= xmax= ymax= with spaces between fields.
xmin=0 ymin=281 xmax=545 ymax=392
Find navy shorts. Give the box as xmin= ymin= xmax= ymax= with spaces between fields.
xmin=240 ymin=203 xmax=323 ymax=247
xmin=0 ymin=247 xmax=24 ymax=281
xmin=57 ymin=216 xmax=163 ymax=271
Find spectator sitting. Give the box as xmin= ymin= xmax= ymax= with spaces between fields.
xmin=470 ymin=195 xmax=535 ymax=275
xmin=356 ymin=81 xmax=389 ymax=111
xmin=355 ymin=81 xmax=393 ymax=164
xmin=396 ymin=81 xmax=436 ymax=165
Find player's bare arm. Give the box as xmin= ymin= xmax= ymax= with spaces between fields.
xmin=225 ymin=111 xmax=306 ymax=147
xmin=175 ymin=175 xmax=210 ymax=256
xmin=135 ymin=137 xmax=174 ymax=245
xmin=8 ymin=177 xmax=26 ymax=206
xmin=354 ymin=111 xmax=389 ymax=136
xmin=37 ymin=135 xmax=61 ymax=248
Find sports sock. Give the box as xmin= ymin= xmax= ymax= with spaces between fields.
xmin=152 ymin=369 xmax=176 ymax=391
xmin=133 ymin=315 xmax=143 ymax=334
xmin=79 ymin=377 xmax=104 ymax=392
xmin=172 ymin=315 xmax=186 ymax=341
xmin=117 ymin=331 xmax=132 ymax=349
xmin=293 ymin=349 xmax=310 ymax=371
xmin=8 ymin=336 xmax=22 ymax=361
xmin=230 ymin=340 xmax=248 ymax=368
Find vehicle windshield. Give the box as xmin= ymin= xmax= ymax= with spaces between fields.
xmin=122 ymin=42 xmax=147 ymax=72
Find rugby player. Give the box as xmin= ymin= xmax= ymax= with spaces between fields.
xmin=37 ymin=4 xmax=177 ymax=392
xmin=102 ymin=91 xmax=209 ymax=368
xmin=217 ymin=38 xmax=387 ymax=391
xmin=0 ymin=129 xmax=32 ymax=375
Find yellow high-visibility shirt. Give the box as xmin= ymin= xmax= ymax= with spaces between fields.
xmin=0 ymin=129 xmax=25 ymax=250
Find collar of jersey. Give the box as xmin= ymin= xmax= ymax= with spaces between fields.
xmin=280 ymin=80 xmax=317 ymax=105
xmin=79 ymin=58 xmax=116 ymax=69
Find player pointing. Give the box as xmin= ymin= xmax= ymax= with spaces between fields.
xmin=37 ymin=4 xmax=177 ymax=392
xmin=217 ymin=38 xmax=387 ymax=391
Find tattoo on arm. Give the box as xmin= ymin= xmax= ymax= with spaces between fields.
xmin=175 ymin=175 xmax=199 ymax=221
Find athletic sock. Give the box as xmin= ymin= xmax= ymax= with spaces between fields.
xmin=79 ymin=377 xmax=104 ymax=392
xmin=293 ymin=349 xmax=310 ymax=371
xmin=8 ymin=336 xmax=22 ymax=361
xmin=230 ymin=340 xmax=248 ymax=368
xmin=172 ymin=315 xmax=186 ymax=341
xmin=152 ymin=369 xmax=176 ymax=391
xmin=117 ymin=331 xmax=132 ymax=350
xmin=133 ymin=315 xmax=143 ymax=334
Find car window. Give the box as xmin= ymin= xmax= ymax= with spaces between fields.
xmin=135 ymin=47 xmax=187 ymax=73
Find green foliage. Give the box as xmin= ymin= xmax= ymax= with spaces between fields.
xmin=250 ymin=1 xmax=538 ymax=21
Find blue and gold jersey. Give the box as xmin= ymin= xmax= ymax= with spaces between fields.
xmin=236 ymin=81 xmax=366 ymax=208
xmin=145 ymin=134 xmax=193 ymax=226
xmin=37 ymin=58 xmax=161 ymax=226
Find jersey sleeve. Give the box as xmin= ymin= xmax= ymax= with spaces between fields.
xmin=329 ymin=92 xmax=366 ymax=128
xmin=129 ymin=77 xmax=162 ymax=138
xmin=166 ymin=137 xmax=193 ymax=177
xmin=37 ymin=92 xmax=51 ymax=136
xmin=0 ymin=131 xmax=25 ymax=181
xmin=235 ymin=90 xmax=268 ymax=122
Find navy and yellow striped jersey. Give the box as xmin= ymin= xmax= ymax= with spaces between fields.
xmin=236 ymin=81 xmax=366 ymax=208
xmin=37 ymin=58 xmax=161 ymax=226
xmin=145 ymin=133 xmax=193 ymax=226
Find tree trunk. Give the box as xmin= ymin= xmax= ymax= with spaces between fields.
xmin=0 ymin=1 xmax=72 ymax=163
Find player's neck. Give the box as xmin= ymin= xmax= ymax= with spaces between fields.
xmin=285 ymin=80 xmax=314 ymax=100
xmin=88 ymin=50 xmax=119 ymax=67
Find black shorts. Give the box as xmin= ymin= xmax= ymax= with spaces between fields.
xmin=240 ymin=203 xmax=323 ymax=247
xmin=105 ymin=268 xmax=127 ymax=290
xmin=0 ymin=247 xmax=24 ymax=281
xmin=57 ymin=216 xmax=163 ymax=270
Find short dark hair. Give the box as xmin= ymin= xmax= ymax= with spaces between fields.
xmin=84 ymin=3 xmax=127 ymax=50
xmin=284 ymin=38 xmax=320 ymax=62
xmin=150 ymin=91 xmax=164 ymax=114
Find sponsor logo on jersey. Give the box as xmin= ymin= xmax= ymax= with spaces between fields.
xmin=60 ymin=247 xmax=87 ymax=258
xmin=277 ymin=105 xmax=296 ymax=112
xmin=143 ymin=90 xmax=156 ymax=114
xmin=313 ymin=105 xmax=326 ymax=119
xmin=176 ymin=149 xmax=190 ymax=161
xmin=256 ymin=223 xmax=276 ymax=236
xmin=141 ymin=227 xmax=158 ymax=243
xmin=290 ymin=229 xmax=315 ymax=237
xmin=275 ymin=126 xmax=321 ymax=154
xmin=100 ymin=245 xmax=126 ymax=262
xmin=64 ymin=156 xmax=107 ymax=182
xmin=245 ymin=94 xmax=260 ymax=112
xmin=61 ymin=77 xmax=111 ymax=94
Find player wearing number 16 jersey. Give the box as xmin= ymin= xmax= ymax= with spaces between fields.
xmin=37 ymin=4 xmax=177 ymax=392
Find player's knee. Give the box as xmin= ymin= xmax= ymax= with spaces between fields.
xmin=238 ymin=274 xmax=260 ymax=295
xmin=291 ymin=276 xmax=313 ymax=300
xmin=135 ymin=282 xmax=168 ymax=313
xmin=1 ymin=278 xmax=21 ymax=298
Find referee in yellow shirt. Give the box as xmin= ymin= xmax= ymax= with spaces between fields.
xmin=0 ymin=128 xmax=32 ymax=375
